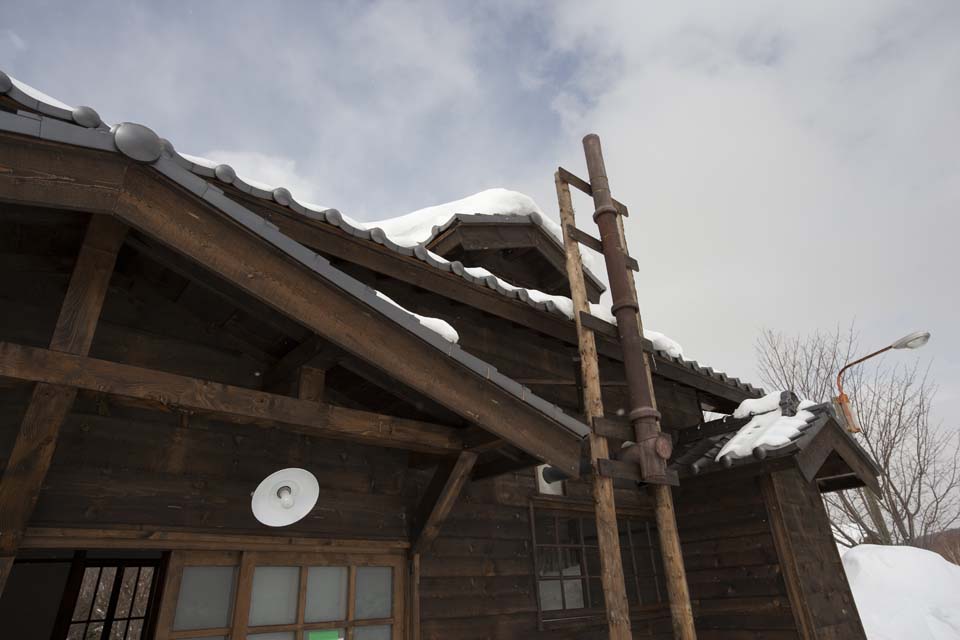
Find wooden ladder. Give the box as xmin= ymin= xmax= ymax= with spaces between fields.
xmin=554 ymin=135 xmax=697 ymax=640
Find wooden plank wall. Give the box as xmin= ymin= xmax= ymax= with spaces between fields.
xmin=415 ymin=470 xmax=673 ymax=640
xmin=673 ymin=470 xmax=799 ymax=640
xmin=0 ymin=214 xmax=408 ymax=541
xmin=766 ymin=468 xmax=866 ymax=640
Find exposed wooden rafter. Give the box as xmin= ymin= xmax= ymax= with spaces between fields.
xmin=0 ymin=214 xmax=126 ymax=594
xmin=0 ymin=341 xmax=464 ymax=455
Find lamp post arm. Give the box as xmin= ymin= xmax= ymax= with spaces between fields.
xmin=836 ymin=344 xmax=893 ymax=396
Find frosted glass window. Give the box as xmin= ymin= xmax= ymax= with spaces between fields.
xmin=247 ymin=633 xmax=295 ymax=640
xmin=305 ymin=631 xmax=344 ymax=640
xmin=173 ymin=566 xmax=236 ymax=630
xmin=353 ymin=625 xmax=391 ymax=640
xmin=305 ymin=566 xmax=347 ymax=622
xmin=354 ymin=567 xmax=392 ymax=619
xmin=249 ymin=566 xmax=299 ymax=626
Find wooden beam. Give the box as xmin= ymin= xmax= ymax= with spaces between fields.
xmin=412 ymin=451 xmax=478 ymax=554
xmin=556 ymin=172 xmax=633 ymax=640
xmin=675 ymin=416 xmax=750 ymax=445
xmin=0 ymin=136 xmax=759 ymax=412
xmin=0 ymin=341 xmax=464 ymax=455
xmin=111 ymin=166 xmax=582 ymax=476
xmin=0 ymin=214 xmax=126 ymax=594
xmin=592 ymin=416 xmax=634 ymax=442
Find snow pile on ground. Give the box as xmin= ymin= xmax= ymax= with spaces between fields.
xmin=716 ymin=391 xmax=816 ymax=461
xmin=373 ymin=291 xmax=459 ymax=344
xmin=843 ymin=544 xmax=960 ymax=639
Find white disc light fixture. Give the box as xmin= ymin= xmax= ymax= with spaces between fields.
xmin=251 ymin=468 xmax=319 ymax=527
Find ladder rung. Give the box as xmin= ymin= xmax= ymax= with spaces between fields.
xmin=597 ymin=458 xmax=642 ymax=482
xmin=579 ymin=311 xmax=619 ymax=339
xmin=593 ymin=416 xmax=633 ymax=442
xmin=557 ymin=166 xmax=630 ymax=217
xmin=566 ymin=225 xmax=603 ymax=253
xmin=597 ymin=459 xmax=680 ymax=486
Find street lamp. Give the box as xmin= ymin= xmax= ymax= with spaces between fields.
xmin=835 ymin=330 xmax=931 ymax=433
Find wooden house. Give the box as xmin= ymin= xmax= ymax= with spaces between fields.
xmin=0 ymin=72 xmax=879 ymax=639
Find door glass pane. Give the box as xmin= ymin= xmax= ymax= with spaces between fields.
xmin=85 ymin=622 xmax=104 ymax=639
xmin=306 ymin=631 xmax=344 ymax=640
xmin=353 ymin=625 xmax=391 ymax=640
xmin=92 ymin=567 xmax=117 ymax=621
xmin=305 ymin=566 xmax=347 ymax=622
xmin=173 ymin=566 xmax=237 ymax=630
xmin=132 ymin=566 xmax=154 ymax=617
xmin=67 ymin=624 xmax=85 ymax=640
xmin=115 ymin=567 xmax=139 ymax=620
xmin=109 ymin=620 xmax=128 ymax=640
xmin=72 ymin=568 xmax=100 ymax=620
xmin=249 ymin=566 xmax=299 ymax=626
xmin=247 ymin=633 xmax=295 ymax=640
xmin=126 ymin=619 xmax=144 ymax=640
xmin=354 ymin=566 xmax=392 ymax=619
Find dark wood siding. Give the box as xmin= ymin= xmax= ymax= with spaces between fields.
xmin=675 ymin=469 xmax=799 ymax=640
xmin=417 ymin=470 xmax=672 ymax=640
xmin=765 ymin=468 xmax=866 ymax=640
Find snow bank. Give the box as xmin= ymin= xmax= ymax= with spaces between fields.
xmin=716 ymin=391 xmax=816 ymax=461
xmin=843 ymin=544 xmax=960 ymax=639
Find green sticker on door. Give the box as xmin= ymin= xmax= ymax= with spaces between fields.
xmin=306 ymin=631 xmax=343 ymax=640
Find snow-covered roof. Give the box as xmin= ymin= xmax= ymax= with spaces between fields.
xmin=715 ymin=391 xmax=818 ymax=462
xmin=0 ymin=70 xmax=592 ymax=441
xmin=0 ymin=70 xmax=763 ymax=401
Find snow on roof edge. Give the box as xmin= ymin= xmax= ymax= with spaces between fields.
xmin=0 ymin=69 xmax=765 ymax=400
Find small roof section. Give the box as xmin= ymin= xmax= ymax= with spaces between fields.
xmin=672 ymin=394 xmax=881 ymax=494
xmin=424 ymin=211 xmax=607 ymax=303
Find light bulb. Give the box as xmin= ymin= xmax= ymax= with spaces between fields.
xmin=277 ymin=485 xmax=294 ymax=509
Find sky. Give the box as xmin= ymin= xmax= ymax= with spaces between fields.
xmin=2 ymin=1 xmax=958 ymax=424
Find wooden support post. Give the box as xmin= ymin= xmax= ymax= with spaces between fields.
xmin=555 ymin=173 xmax=632 ymax=640
xmin=412 ymin=450 xmax=477 ymax=554
xmin=579 ymin=135 xmax=697 ymax=639
xmin=296 ymin=365 xmax=326 ymax=402
xmin=408 ymin=552 xmax=421 ymax=640
xmin=0 ymin=214 xmax=126 ymax=594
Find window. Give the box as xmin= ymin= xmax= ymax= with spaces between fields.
xmin=65 ymin=558 xmax=162 ymax=640
xmin=156 ymin=551 xmax=403 ymax=640
xmin=529 ymin=505 xmax=664 ymax=625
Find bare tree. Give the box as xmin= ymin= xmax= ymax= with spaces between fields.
xmin=755 ymin=326 xmax=960 ymax=549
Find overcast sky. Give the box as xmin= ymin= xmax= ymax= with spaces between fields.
xmin=3 ymin=1 xmax=957 ymax=424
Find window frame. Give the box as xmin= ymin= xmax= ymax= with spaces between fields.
xmin=154 ymin=550 xmax=405 ymax=640
xmin=528 ymin=499 xmax=666 ymax=630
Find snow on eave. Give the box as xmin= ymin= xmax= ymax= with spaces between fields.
xmin=374 ymin=290 xmax=459 ymax=344
xmin=716 ymin=391 xmax=818 ymax=462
